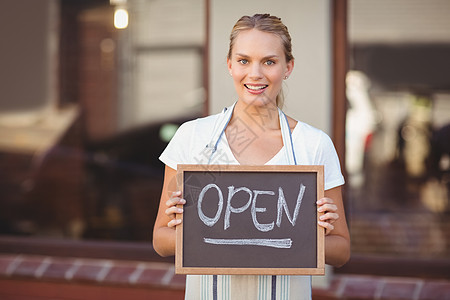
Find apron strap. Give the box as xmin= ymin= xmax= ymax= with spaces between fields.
xmin=206 ymin=102 xmax=236 ymax=164
xmin=278 ymin=108 xmax=297 ymax=165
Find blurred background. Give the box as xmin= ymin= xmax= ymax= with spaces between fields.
xmin=0 ymin=0 xmax=449 ymax=299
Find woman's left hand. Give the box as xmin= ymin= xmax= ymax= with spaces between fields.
xmin=317 ymin=197 xmax=340 ymax=235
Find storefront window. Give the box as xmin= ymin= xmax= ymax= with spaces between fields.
xmin=347 ymin=1 xmax=450 ymax=264
xmin=0 ymin=0 xmax=205 ymax=243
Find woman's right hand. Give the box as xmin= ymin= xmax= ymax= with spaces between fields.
xmin=165 ymin=190 xmax=186 ymax=228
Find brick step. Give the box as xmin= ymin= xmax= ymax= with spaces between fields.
xmin=1 ymin=253 xmax=449 ymax=299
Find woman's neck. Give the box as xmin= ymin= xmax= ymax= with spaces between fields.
xmin=231 ymin=100 xmax=280 ymax=131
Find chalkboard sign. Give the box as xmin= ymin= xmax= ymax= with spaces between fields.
xmin=176 ymin=165 xmax=324 ymax=275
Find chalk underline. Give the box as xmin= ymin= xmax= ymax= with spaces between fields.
xmin=203 ymin=238 xmax=293 ymax=249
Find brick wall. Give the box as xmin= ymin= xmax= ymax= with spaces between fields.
xmin=0 ymin=253 xmax=449 ymax=300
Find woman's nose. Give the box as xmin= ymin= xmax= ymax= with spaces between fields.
xmin=249 ymin=63 xmax=263 ymax=79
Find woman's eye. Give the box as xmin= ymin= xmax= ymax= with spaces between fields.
xmin=238 ymin=59 xmax=248 ymax=64
xmin=265 ymin=60 xmax=275 ymax=66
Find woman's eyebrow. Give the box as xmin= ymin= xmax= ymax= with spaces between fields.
xmin=235 ymin=53 xmax=279 ymax=60
xmin=235 ymin=53 xmax=250 ymax=58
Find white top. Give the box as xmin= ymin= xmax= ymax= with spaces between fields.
xmin=159 ymin=106 xmax=345 ymax=300
xmin=160 ymin=107 xmax=344 ymax=190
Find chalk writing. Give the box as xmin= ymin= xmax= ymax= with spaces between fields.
xmin=224 ymin=186 xmax=252 ymax=230
xmin=203 ymin=238 xmax=293 ymax=249
xmin=277 ymin=184 xmax=305 ymax=227
xmin=197 ymin=183 xmax=223 ymax=227
xmin=196 ymin=182 xmax=306 ymax=248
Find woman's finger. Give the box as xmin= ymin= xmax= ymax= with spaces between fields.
xmin=317 ymin=203 xmax=338 ymax=213
xmin=319 ymin=212 xmax=339 ymax=223
xmin=317 ymin=197 xmax=334 ymax=205
xmin=318 ymin=221 xmax=335 ymax=235
xmin=166 ymin=200 xmax=185 ymax=210
xmin=166 ymin=192 xmax=186 ymax=207
xmin=168 ymin=218 xmax=182 ymax=228
xmin=165 ymin=206 xmax=184 ymax=216
xmin=317 ymin=197 xmax=337 ymax=212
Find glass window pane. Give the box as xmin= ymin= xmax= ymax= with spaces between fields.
xmin=347 ymin=0 xmax=450 ymax=262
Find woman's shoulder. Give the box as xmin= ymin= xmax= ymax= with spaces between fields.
xmin=160 ymin=112 xmax=226 ymax=167
xmin=292 ymin=120 xmax=334 ymax=149
xmin=285 ymin=114 xmax=326 ymax=136
xmin=293 ymin=119 xmax=327 ymax=136
xmin=177 ymin=112 xmax=223 ymax=132
xmin=172 ymin=111 xmax=225 ymax=144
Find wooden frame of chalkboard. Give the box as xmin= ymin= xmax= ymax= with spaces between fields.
xmin=176 ymin=164 xmax=325 ymax=275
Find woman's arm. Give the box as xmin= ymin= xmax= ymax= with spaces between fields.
xmin=152 ymin=165 xmax=185 ymax=257
xmin=317 ymin=186 xmax=351 ymax=267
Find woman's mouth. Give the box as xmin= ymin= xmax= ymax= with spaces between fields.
xmin=244 ymin=84 xmax=268 ymax=94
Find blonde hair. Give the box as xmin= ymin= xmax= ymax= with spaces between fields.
xmin=228 ymin=14 xmax=294 ymax=107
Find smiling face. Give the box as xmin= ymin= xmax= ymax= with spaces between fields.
xmin=227 ymin=29 xmax=294 ymax=108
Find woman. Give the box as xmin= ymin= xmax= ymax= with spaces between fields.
xmin=153 ymin=13 xmax=350 ymax=300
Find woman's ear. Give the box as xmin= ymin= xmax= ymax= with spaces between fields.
xmin=285 ymin=59 xmax=294 ymax=78
xmin=227 ymin=57 xmax=232 ymax=76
